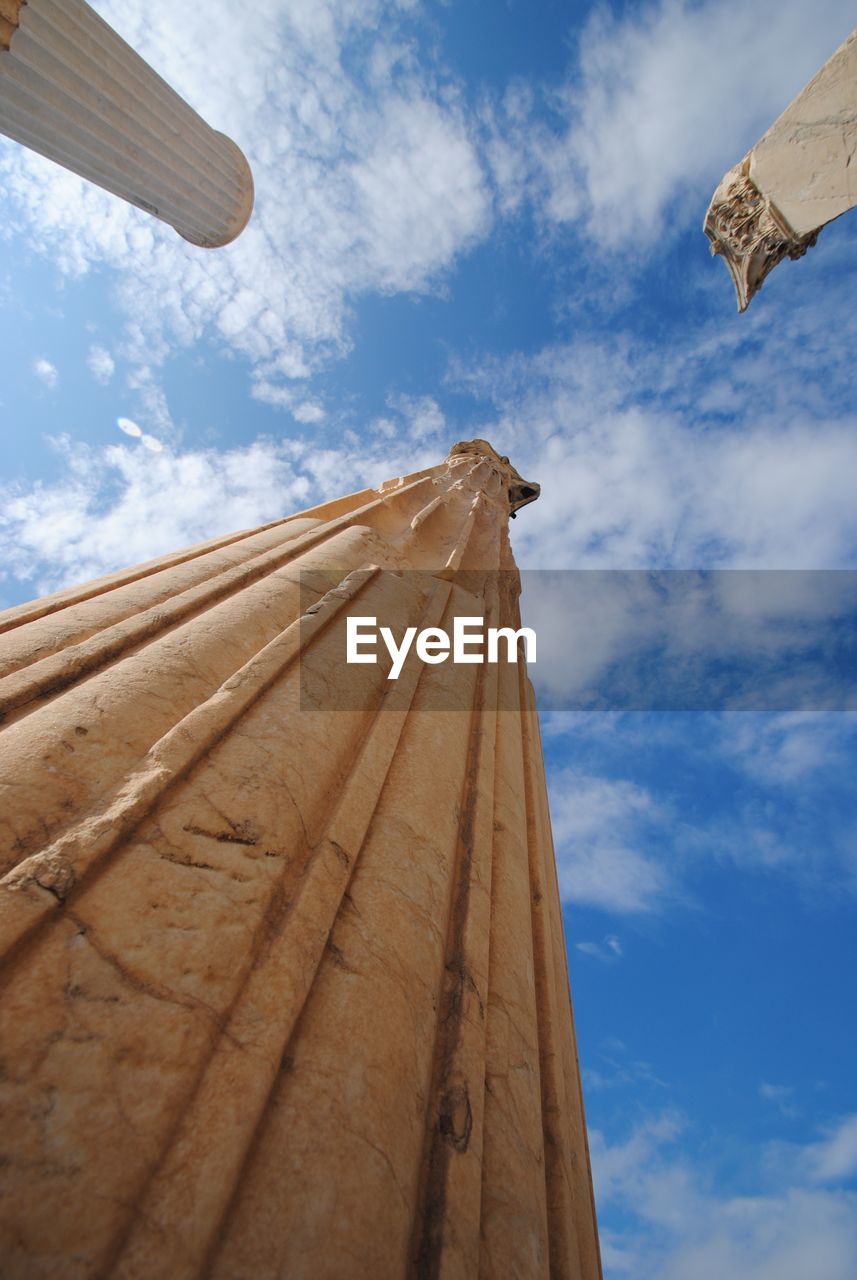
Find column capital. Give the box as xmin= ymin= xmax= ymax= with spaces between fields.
xmin=447 ymin=438 xmax=541 ymax=516
xmin=703 ymin=161 xmax=818 ymax=311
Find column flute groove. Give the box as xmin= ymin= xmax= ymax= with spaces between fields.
xmin=411 ymin=589 xmax=500 ymax=1279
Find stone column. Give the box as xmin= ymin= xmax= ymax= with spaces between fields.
xmin=0 ymin=0 xmax=253 ymax=246
xmin=0 ymin=441 xmax=601 ymax=1280
xmin=704 ymin=27 xmax=857 ymax=309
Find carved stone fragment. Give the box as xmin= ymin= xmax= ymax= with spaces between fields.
xmin=704 ymin=161 xmax=819 ymax=311
xmin=704 ymin=27 xmax=857 ymax=309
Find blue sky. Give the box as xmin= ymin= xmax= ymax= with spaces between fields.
xmin=2 ymin=0 xmax=857 ymax=1274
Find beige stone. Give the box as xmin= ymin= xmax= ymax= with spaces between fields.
xmin=704 ymin=27 xmax=857 ymax=309
xmin=0 ymin=0 xmax=253 ymax=246
xmin=0 ymin=441 xmax=601 ymax=1279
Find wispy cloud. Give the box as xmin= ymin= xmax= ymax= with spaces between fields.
xmin=592 ymin=1110 xmax=857 ymax=1278
xmin=760 ymin=1081 xmax=799 ymax=1119
xmin=523 ymin=571 xmax=857 ymax=713
xmin=292 ymin=401 xmax=326 ymax=425
xmin=576 ymin=934 xmax=624 ymax=962
xmin=807 ymin=1114 xmax=857 ymax=1184
xmin=720 ymin=714 xmax=857 ymax=785
xmin=31 ymin=357 xmax=58 ymax=389
xmin=549 ymin=769 xmax=671 ymax=913
xmin=388 ymin=393 xmax=447 ymax=442
xmin=87 ymin=345 xmax=115 ymax=384
xmin=584 ymin=1051 xmax=666 ymax=1094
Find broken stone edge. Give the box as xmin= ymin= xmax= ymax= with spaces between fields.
xmin=703 ymin=159 xmax=820 ymax=312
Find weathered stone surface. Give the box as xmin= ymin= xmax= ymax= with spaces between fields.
xmin=0 ymin=0 xmax=253 ymax=245
xmin=704 ymin=26 xmax=857 ymax=308
xmin=0 ymin=441 xmax=601 ymax=1279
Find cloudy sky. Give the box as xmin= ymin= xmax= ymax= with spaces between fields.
xmin=2 ymin=0 xmax=856 ymax=1273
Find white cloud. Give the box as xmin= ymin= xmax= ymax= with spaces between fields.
xmin=549 ymin=770 xmax=671 ymax=913
xmin=372 ymin=416 xmax=398 ymax=439
xmin=807 ymin=1114 xmax=857 ymax=1184
xmin=760 ymin=1082 xmax=798 ymax=1119
xmin=541 ymin=705 xmax=857 ymax=907
xmin=512 ymin=402 xmax=857 ymax=572
xmin=389 ymin=393 xmax=447 ymax=442
xmin=349 ymin=94 xmax=489 ymax=290
xmin=250 ymin=381 xmax=300 ymax=411
xmin=87 ymin=345 xmax=115 ymax=384
xmin=576 ymin=934 xmax=624 ymax=962
xmin=481 ymin=81 xmax=546 ymax=219
xmin=583 ymin=1043 xmax=666 ymax=1093
xmin=125 ymin=365 xmax=177 ymax=440
xmin=292 ymin=401 xmax=326 ymax=425
xmin=592 ymin=1111 xmax=857 ymax=1279
xmin=721 ymin=714 xmax=857 ymax=786
xmin=32 ymin=357 xmax=58 ymax=388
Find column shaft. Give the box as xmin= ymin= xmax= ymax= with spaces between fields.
xmin=0 ymin=442 xmax=600 ymax=1279
xmin=0 ymin=0 xmax=253 ymax=246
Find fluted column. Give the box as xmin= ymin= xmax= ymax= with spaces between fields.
xmin=704 ymin=27 xmax=857 ymax=309
xmin=0 ymin=0 xmax=253 ymax=246
xmin=0 ymin=441 xmax=601 ymax=1280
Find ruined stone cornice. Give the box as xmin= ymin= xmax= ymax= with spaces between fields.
xmin=704 ymin=27 xmax=857 ymax=310
xmin=703 ymin=160 xmax=819 ymax=312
